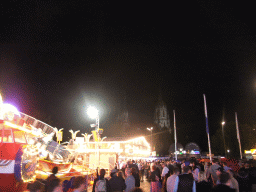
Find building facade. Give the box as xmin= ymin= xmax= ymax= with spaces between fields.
xmin=154 ymin=94 xmax=171 ymax=131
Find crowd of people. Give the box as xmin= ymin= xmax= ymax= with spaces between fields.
xmin=26 ymin=158 xmax=256 ymax=192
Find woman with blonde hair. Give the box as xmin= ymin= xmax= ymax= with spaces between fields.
xmin=196 ymin=171 xmax=212 ymax=192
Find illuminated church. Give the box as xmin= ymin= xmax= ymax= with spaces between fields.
xmin=154 ymin=94 xmax=171 ymax=132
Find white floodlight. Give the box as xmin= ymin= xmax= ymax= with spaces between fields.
xmin=87 ymin=106 xmax=98 ymax=119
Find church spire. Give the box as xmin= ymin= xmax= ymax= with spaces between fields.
xmin=154 ymin=90 xmax=171 ymax=130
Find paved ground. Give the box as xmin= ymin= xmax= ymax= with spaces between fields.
xmin=139 ymin=179 xmax=151 ymax=192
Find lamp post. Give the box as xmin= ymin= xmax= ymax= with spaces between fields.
xmin=87 ymin=106 xmax=99 ymax=130
xmin=87 ymin=106 xmax=100 ymax=167
xmin=227 ymin=149 xmax=230 ymax=158
xmin=222 ymin=121 xmax=227 ymax=158
xmin=147 ymin=127 xmax=153 ymax=155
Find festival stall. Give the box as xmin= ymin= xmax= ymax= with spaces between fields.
xmin=67 ymin=136 xmax=151 ymax=172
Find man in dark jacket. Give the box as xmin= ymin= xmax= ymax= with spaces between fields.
xmin=211 ymin=172 xmax=235 ymax=192
xmin=131 ymin=167 xmax=140 ymax=187
xmin=108 ymin=169 xmax=126 ymax=192
xmin=173 ymin=166 xmax=196 ymax=192
xmin=128 ymin=160 xmax=139 ymax=174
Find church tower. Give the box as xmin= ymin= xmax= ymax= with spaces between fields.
xmin=154 ymin=93 xmax=171 ymax=131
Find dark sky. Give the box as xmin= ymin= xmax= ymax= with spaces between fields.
xmin=1 ymin=1 xmax=256 ymax=151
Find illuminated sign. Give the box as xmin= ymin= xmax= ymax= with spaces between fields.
xmin=57 ymin=132 xmax=63 ymax=142
xmin=251 ymin=149 xmax=256 ymax=154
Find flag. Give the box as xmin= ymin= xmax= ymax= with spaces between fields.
xmin=235 ymin=113 xmax=240 ymax=141
xmin=203 ymin=94 xmax=212 ymax=163
xmin=173 ymin=110 xmax=177 ymax=143
xmin=173 ymin=110 xmax=177 ymax=160
xmin=203 ymin=94 xmax=209 ymax=134
xmin=235 ymin=112 xmax=242 ymax=159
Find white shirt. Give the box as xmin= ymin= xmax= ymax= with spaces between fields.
xmin=167 ymin=174 xmax=178 ymax=192
xmin=192 ymin=167 xmax=200 ymax=181
xmin=161 ymin=166 xmax=169 ymax=177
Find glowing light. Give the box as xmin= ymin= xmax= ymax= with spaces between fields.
xmin=20 ymin=145 xmax=39 ymax=183
xmin=4 ymin=121 xmax=40 ymax=136
xmin=1 ymin=103 xmax=20 ymax=121
xmin=126 ymin=136 xmax=151 ymax=149
xmin=87 ymin=106 xmax=98 ymax=119
xmin=3 ymin=103 xmax=20 ymax=115
xmin=222 ymin=121 xmax=225 ymax=125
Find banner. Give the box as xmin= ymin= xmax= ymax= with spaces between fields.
xmin=173 ymin=110 xmax=177 ymax=160
xmin=203 ymin=94 xmax=212 ymax=163
xmin=235 ymin=112 xmax=242 ymax=159
xmin=57 ymin=132 xmax=63 ymax=142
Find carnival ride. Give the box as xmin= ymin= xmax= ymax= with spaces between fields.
xmin=0 ymin=94 xmax=152 ymax=191
xmin=0 ymin=94 xmax=77 ymax=191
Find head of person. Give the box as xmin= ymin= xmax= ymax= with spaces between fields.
xmin=238 ymin=167 xmax=249 ymax=177
xmin=99 ymin=169 xmax=106 ymax=177
xmin=110 ymin=169 xmax=118 ymax=177
xmin=198 ymin=171 xmax=207 ymax=182
xmin=73 ymin=176 xmax=86 ymax=191
xmin=212 ymin=159 xmax=219 ymax=164
xmin=173 ymin=167 xmax=180 ymax=175
xmin=125 ymin=168 xmax=132 ymax=176
xmin=151 ymin=163 xmax=157 ymax=172
xmin=190 ymin=160 xmax=196 ymax=167
xmin=219 ymin=172 xmax=231 ymax=185
xmin=117 ymin=171 xmax=125 ymax=179
xmin=182 ymin=166 xmax=191 ymax=174
xmin=47 ymin=178 xmax=62 ymax=192
xmin=216 ymin=167 xmax=224 ymax=177
xmin=52 ymin=166 xmax=58 ymax=175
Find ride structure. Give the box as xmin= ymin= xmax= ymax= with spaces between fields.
xmin=0 ymin=95 xmax=40 ymax=191
xmin=0 ymin=93 xmax=152 ymax=191
xmin=0 ymin=94 xmax=73 ymax=191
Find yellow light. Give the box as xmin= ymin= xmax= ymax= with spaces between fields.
xmin=20 ymin=145 xmax=39 ymax=183
xmin=4 ymin=121 xmax=40 ymax=136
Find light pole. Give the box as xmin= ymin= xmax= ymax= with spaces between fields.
xmin=87 ymin=106 xmax=100 ymax=167
xmin=147 ymin=127 xmax=153 ymax=154
xmin=222 ymin=121 xmax=227 ymax=158
xmin=227 ymin=149 xmax=230 ymax=158
xmin=87 ymin=106 xmax=99 ymax=130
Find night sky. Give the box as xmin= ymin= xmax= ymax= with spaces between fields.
xmin=1 ymin=1 xmax=256 ymax=152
